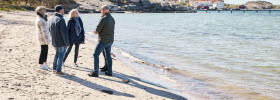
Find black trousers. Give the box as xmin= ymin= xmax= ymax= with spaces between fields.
xmin=39 ymin=45 xmax=48 ymax=64
xmin=63 ymin=42 xmax=80 ymax=63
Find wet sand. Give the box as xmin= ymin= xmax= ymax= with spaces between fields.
xmin=0 ymin=11 xmax=187 ymax=100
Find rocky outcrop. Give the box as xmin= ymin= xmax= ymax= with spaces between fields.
xmin=273 ymin=5 xmax=280 ymax=9
xmin=75 ymin=0 xmax=192 ymax=12
xmin=245 ymin=1 xmax=273 ymax=10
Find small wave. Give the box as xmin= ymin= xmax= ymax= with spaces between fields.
xmin=112 ymin=46 xmax=217 ymax=83
xmin=113 ymin=47 xmax=176 ymax=71
xmin=86 ymin=31 xmax=230 ymax=84
xmin=85 ymin=31 xmax=175 ymax=71
xmin=232 ymin=34 xmax=273 ymax=40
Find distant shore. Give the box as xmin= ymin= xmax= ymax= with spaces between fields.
xmin=197 ymin=9 xmax=280 ymax=13
xmin=42 ymin=8 xmax=280 ymax=14
xmin=45 ymin=9 xmax=198 ymax=13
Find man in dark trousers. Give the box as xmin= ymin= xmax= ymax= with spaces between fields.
xmin=100 ymin=50 xmax=108 ymax=72
xmin=49 ymin=5 xmax=70 ymax=76
xmin=89 ymin=5 xmax=115 ymax=77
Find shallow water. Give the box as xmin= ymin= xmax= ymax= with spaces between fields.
xmin=80 ymin=13 xmax=280 ymax=99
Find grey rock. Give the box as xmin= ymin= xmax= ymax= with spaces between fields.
xmin=245 ymin=1 xmax=273 ymax=10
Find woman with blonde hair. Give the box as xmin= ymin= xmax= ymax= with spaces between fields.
xmin=63 ymin=9 xmax=85 ymax=66
xmin=35 ymin=6 xmax=51 ymax=70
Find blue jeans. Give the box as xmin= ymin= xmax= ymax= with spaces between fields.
xmin=93 ymin=42 xmax=113 ymax=74
xmin=53 ymin=46 xmax=66 ymax=72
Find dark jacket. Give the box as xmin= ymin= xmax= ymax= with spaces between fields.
xmin=96 ymin=13 xmax=115 ymax=43
xmin=49 ymin=13 xmax=70 ymax=47
xmin=67 ymin=17 xmax=85 ymax=44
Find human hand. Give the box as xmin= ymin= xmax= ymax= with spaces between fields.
xmin=94 ymin=31 xmax=98 ymax=34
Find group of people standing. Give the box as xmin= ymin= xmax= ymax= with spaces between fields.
xmin=35 ymin=5 xmax=115 ymax=77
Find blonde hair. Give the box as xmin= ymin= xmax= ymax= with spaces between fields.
xmin=68 ymin=9 xmax=79 ymax=20
xmin=35 ymin=6 xmax=46 ymax=15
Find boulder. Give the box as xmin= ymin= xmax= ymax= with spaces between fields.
xmin=273 ymin=5 xmax=280 ymax=9
xmin=245 ymin=1 xmax=273 ymax=10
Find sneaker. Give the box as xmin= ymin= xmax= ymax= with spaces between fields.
xmin=43 ymin=64 xmax=50 ymax=70
xmin=88 ymin=72 xmax=99 ymax=77
xmin=39 ymin=65 xmax=49 ymax=70
xmin=55 ymin=72 xmax=66 ymax=76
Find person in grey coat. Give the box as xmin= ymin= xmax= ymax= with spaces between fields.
xmin=49 ymin=5 xmax=70 ymax=76
xmin=88 ymin=5 xmax=115 ymax=77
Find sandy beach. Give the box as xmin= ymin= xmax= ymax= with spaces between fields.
xmin=0 ymin=11 xmax=187 ymax=100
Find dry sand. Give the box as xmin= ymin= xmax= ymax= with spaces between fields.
xmin=0 ymin=11 xmax=187 ymax=100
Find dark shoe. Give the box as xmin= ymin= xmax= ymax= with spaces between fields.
xmin=101 ymin=68 xmax=108 ymax=72
xmin=105 ymin=72 xmax=112 ymax=76
xmin=88 ymin=72 xmax=99 ymax=77
xmin=55 ymin=72 xmax=66 ymax=76
xmin=100 ymin=65 xmax=108 ymax=72
xmin=100 ymin=65 xmax=107 ymax=70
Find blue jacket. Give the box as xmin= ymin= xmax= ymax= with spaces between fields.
xmin=49 ymin=13 xmax=70 ymax=47
xmin=67 ymin=17 xmax=85 ymax=44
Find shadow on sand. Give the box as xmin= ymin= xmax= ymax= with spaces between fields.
xmin=59 ymin=73 xmax=135 ymax=98
xmin=100 ymin=72 xmax=187 ymax=100
xmin=65 ymin=65 xmax=91 ymax=72
xmin=63 ymin=65 xmax=187 ymax=100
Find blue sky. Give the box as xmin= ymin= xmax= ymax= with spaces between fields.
xmin=224 ymin=0 xmax=280 ymax=5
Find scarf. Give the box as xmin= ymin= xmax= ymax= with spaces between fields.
xmin=36 ymin=12 xmax=47 ymax=21
xmin=74 ymin=17 xmax=82 ymax=36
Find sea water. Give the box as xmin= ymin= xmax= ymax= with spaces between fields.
xmin=80 ymin=12 xmax=280 ymax=100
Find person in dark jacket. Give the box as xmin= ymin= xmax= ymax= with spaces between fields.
xmin=63 ymin=9 xmax=85 ymax=66
xmin=89 ymin=5 xmax=115 ymax=77
xmin=49 ymin=5 xmax=70 ymax=76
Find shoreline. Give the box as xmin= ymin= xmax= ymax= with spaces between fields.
xmin=47 ymin=9 xmax=280 ymax=14
xmin=108 ymin=45 xmax=274 ymax=100
xmin=0 ymin=11 xmax=187 ymax=100
xmin=45 ymin=9 xmax=198 ymax=14
xmin=81 ymin=13 xmax=278 ymax=100
xmin=3 ymin=8 xmax=280 ymax=14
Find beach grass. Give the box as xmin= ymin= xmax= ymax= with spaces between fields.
xmin=0 ymin=2 xmax=28 ymax=11
xmin=0 ymin=8 xmax=26 ymax=11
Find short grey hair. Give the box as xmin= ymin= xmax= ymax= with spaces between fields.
xmin=101 ymin=5 xmax=110 ymax=10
